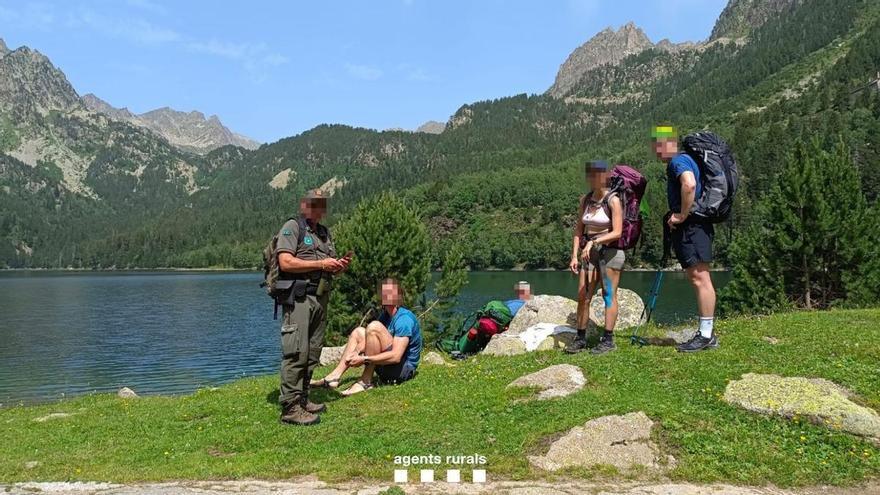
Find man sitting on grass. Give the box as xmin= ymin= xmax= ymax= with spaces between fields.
xmin=311 ymin=278 xmax=422 ymax=396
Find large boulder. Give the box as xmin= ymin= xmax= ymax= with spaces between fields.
xmin=724 ymin=374 xmax=880 ymax=442
xmin=482 ymin=334 xmax=528 ymax=356
xmin=529 ymin=412 xmax=664 ymax=472
xmin=319 ymin=346 xmax=345 ymax=366
xmin=589 ymin=288 xmax=646 ymax=330
xmin=506 ymin=295 xmax=578 ymax=336
xmin=508 ymin=364 xmax=585 ymax=400
xmin=507 ymin=290 xmax=645 ymax=337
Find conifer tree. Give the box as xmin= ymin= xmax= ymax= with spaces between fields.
xmin=720 ymin=139 xmax=873 ymax=313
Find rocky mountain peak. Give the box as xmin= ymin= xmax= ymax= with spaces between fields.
xmin=86 ymin=101 xmax=260 ymax=154
xmin=710 ymin=0 xmax=802 ymax=41
xmin=0 ymin=38 xmax=9 ymax=56
xmin=0 ymin=43 xmax=82 ymax=117
xmin=548 ymin=22 xmax=654 ymax=98
xmin=416 ymin=120 xmax=446 ymax=134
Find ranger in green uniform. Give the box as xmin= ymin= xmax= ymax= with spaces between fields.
xmin=275 ymin=189 xmax=350 ymax=425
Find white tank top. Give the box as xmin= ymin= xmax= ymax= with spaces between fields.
xmin=582 ymin=193 xmax=612 ymax=232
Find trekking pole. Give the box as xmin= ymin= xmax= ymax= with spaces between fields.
xmin=630 ymin=269 xmax=664 ymax=346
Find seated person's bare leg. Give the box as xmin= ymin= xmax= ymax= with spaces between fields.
xmin=312 ymin=326 xmax=365 ymax=385
xmin=342 ymin=320 xmax=393 ymax=395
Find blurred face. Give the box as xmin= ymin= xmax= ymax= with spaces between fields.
xmin=588 ymin=168 xmax=610 ymax=190
xmin=653 ymin=138 xmax=678 ymax=161
xmin=300 ymin=198 xmax=328 ymax=222
xmin=515 ymin=283 xmax=531 ymax=300
xmin=380 ymin=281 xmax=402 ymax=307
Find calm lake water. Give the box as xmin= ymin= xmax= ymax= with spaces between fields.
xmin=0 ymin=270 xmax=729 ymax=405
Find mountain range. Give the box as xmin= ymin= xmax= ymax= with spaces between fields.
xmin=81 ymin=94 xmax=260 ymax=154
xmin=1 ymin=0 xmax=878 ymax=269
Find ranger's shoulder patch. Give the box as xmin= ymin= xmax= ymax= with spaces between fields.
xmin=281 ymin=228 xmax=292 ymax=236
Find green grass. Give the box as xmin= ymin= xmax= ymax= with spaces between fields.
xmin=1 ymin=310 xmax=879 ymax=486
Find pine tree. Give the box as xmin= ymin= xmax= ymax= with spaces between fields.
xmin=720 ymin=139 xmax=873 ymax=313
xmin=326 ymin=192 xmax=433 ymax=337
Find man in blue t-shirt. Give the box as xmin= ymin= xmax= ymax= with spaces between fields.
xmin=311 ymin=277 xmax=422 ymax=396
xmin=653 ymin=125 xmax=718 ymax=353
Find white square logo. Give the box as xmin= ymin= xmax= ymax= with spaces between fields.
xmin=420 ymin=469 xmax=434 ymax=483
xmin=472 ymin=469 xmax=486 ymax=483
xmin=393 ymin=469 xmax=408 ymax=483
xmin=446 ymin=469 xmax=461 ymax=483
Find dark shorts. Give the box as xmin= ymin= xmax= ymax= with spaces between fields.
xmin=671 ymin=220 xmax=714 ymax=269
xmin=374 ymin=345 xmax=417 ymax=384
xmin=375 ymin=360 xmax=416 ymax=384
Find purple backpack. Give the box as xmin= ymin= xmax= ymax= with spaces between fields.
xmin=583 ymin=165 xmax=647 ymax=250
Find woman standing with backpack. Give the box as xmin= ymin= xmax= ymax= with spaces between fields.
xmin=566 ymin=160 xmax=625 ymax=355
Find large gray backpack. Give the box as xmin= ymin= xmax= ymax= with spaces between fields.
xmin=682 ymin=132 xmax=739 ymax=223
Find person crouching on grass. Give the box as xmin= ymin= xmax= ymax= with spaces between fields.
xmin=310 ymin=278 xmax=422 ymax=396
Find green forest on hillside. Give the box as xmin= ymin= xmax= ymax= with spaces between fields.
xmin=1 ymin=0 xmax=880 ymax=288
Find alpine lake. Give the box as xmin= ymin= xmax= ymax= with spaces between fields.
xmin=0 ymin=270 xmax=729 ymax=405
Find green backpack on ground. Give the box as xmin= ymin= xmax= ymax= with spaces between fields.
xmin=435 ymin=300 xmax=514 ymax=356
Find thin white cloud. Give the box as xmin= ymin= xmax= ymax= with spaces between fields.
xmin=188 ymin=39 xmax=289 ymax=82
xmin=345 ymin=63 xmax=383 ymax=81
xmin=0 ymin=2 xmax=55 ymax=30
xmin=67 ymin=9 xmax=180 ymax=45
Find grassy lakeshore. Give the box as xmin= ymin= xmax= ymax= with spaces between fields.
xmin=1 ymin=310 xmax=879 ymax=486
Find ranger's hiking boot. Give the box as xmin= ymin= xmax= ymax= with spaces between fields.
xmin=303 ymin=398 xmax=327 ymax=414
xmin=590 ymin=335 xmax=616 ymax=355
xmin=676 ymin=333 xmax=719 ymax=353
xmin=564 ymin=336 xmax=588 ymax=354
xmin=280 ymin=400 xmax=320 ymax=426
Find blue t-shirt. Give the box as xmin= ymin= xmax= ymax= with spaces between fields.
xmin=504 ymin=299 xmax=526 ymax=316
xmin=667 ymin=153 xmax=702 ymax=213
xmin=379 ymin=307 xmax=422 ymax=369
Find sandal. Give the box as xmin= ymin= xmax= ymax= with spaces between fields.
xmin=310 ymin=377 xmax=341 ymax=389
xmin=340 ymin=381 xmax=374 ymax=396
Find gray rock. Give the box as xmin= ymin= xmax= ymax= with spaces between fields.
xmin=589 ymin=288 xmax=646 ymax=330
xmin=508 ymin=364 xmax=585 ymax=400
xmin=421 ymin=351 xmax=448 ymax=366
xmin=666 ymin=328 xmax=696 ymax=345
xmin=117 ymin=387 xmax=139 ymax=399
xmin=481 ymin=335 xmax=527 ymax=357
xmin=762 ymin=336 xmax=780 ymax=345
xmin=535 ymin=330 xmax=579 ymax=352
xmin=24 ymin=461 xmax=39 ymax=469
xmin=507 ymin=295 xmax=578 ymax=336
xmin=724 ymin=374 xmax=880 ymax=441
xmin=508 ymin=290 xmax=645 ymax=338
xmin=529 ymin=412 xmax=663 ymax=472
xmin=319 ymin=346 xmax=345 ymax=366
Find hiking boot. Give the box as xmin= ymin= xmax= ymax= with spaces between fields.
xmin=564 ymin=336 xmax=588 ymax=354
xmin=280 ymin=400 xmax=320 ymax=426
xmin=590 ymin=336 xmax=616 ymax=355
xmin=676 ymin=333 xmax=719 ymax=353
xmin=303 ymin=398 xmax=326 ymax=414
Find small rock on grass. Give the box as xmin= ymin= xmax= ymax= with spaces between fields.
xmin=724 ymin=373 xmax=880 ymax=441
xmin=508 ymin=364 xmax=585 ymax=400
xmin=117 ymin=387 xmax=139 ymax=398
xmin=482 ymin=335 xmax=527 ymax=356
xmin=421 ymin=351 xmax=448 ymax=366
xmin=24 ymin=461 xmax=40 ymax=469
xmin=529 ymin=412 xmax=665 ymax=472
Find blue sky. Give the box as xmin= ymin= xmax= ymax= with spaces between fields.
xmin=0 ymin=0 xmax=728 ymax=143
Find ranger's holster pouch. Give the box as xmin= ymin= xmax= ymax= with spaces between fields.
xmin=273 ymin=279 xmax=309 ymax=319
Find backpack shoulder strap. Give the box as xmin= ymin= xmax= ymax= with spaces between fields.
xmin=294 ymin=216 xmax=308 ymax=244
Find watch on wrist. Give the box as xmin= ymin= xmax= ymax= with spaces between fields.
xmin=363 ymin=356 xmax=371 ymax=365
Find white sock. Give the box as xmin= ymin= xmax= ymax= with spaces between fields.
xmin=698 ymin=317 xmax=714 ymax=338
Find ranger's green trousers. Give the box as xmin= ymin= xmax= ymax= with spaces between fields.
xmin=279 ymin=293 xmax=328 ymax=405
